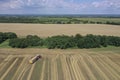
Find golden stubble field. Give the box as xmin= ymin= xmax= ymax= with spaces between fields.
xmin=0 ymin=49 xmax=120 ymax=80
xmin=0 ymin=23 xmax=120 ymax=37
xmin=0 ymin=23 xmax=120 ymax=80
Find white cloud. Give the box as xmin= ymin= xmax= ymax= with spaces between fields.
xmin=0 ymin=0 xmax=24 ymax=9
xmin=0 ymin=0 xmax=120 ymax=14
xmin=10 ymin=0 xmax=24 ymax=8
xmin=92 ymin=0 xmax=120 ymax=9
xmin=0 ymin=0 xmax=86 ymax=10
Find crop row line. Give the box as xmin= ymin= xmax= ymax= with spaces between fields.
xmin=0 ymin=58 xmax=18 ymax=80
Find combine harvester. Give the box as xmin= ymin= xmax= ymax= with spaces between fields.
xmin=29 ymin=55 xmax=41 ymax=64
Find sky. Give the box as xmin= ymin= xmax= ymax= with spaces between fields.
xmin=0 ymin=0 xmax=120 ymax=14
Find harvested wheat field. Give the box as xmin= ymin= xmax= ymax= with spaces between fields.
xmin=0 ymin=48 xmax=120 ymax=80
xmin=0 ymin=23 xmax=120 ymax=37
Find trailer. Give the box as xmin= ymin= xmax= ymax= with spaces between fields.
xmin=29 ymin=55 xmax=41 ymax=64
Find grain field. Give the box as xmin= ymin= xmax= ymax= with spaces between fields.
xmin=0 ymin=49 xmax=120 ymax=80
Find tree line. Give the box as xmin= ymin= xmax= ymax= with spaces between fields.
xmin=0 ymin=32 xmax=17 ymax=43
xmin=0 ymin=32 xmax=120 ymax=49
xmin=6 ymin=33 xmax=120 ymax=49
xmin=9 ymin=35 xmax=43 ymax=48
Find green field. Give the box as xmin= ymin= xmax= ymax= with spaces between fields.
xmin=0 ymin=16 xmax=120 ymax=25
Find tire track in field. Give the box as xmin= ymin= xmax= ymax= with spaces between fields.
xmin=77 ymin=56 xmax=87 ymax=80
xmin=98 ymin=54 xmax=120 ymax=75
xmin=82 ymin=53 xmax=110 ymax=80
xmin=51 ymin=58 xmax=54 ymax=80
xmin=61 ymin=55 xmax=72 ymax=80
xmin=4 ymin=57 xmax=24 ymax=80
xmin=48 ymin=58 xmax=51 ymax=80
xmin=97 ymin=54 xmax=120 ymax=79
xmin=78 ymin=54 xmax=97 ymax=80
xmin=54 ymin=54 xmax=60 ymax=80
xmin=95 ymin=56 xmax=119 ymax=80
xmin=55 ymin=59 xmax=58 ymax=80
xmin=60 ymin=55 xmax=68 ymax=80
xmin=66 ymin=55 xmax=76 ymax=80
xmin=57 ymin=57 xmax=64 ymax=80
xmin=12 ymin=57 xmax=26 ymax=80
xmin=0 ymin=57 xmax=16 ymax=78
xmin=106 ymin=53 xmax=120 ymax=66
xmin=0 ymin=55 xmax=12 ymax=72
xmin=49 ymin=58 xmax=52 ymax=80
xmin=16 ymin=57 xmax=29 ymax=80
xmin=51 ymin=57 xmax=58 ymax=80
xmin=105 ymin=57 xmax=120 ymax=74
xmin=40 ymin=59 xmax=46 ymax=80
xmin=20 ymin=64 xmax=31 ymax=80
xmin=112 ymin=53 xmax=120 ymax=57
xmin=27 ymin=63 xmax=36 ymax=80
xmin=17 ymin=59 xmax=31 ymax=80
xmin=21 ymin=65 xmax=31 ymax=80
xmin=0 ymin=56 xmax=6 ymax=68
xmin=93 ymin=56 xmax=114 ymax=79
xmin=78 ymin=60 xmax=91 ymax=80
xmin=75 ymin=55 xmax=87 ymax=80
xmin=0 ymin=58 xmax=18 ymax=80
xmin=109 ymin=57 xmax=120 ymax=66
xmin=43 ymin=57 xmax=49 ymax=80
xmin=64 ymin=55 xmax=73 ymax=80
xmin=0 ymin=57 xmax=4 ymax=64
xmin=70 ymin=55 xmax=78 ymax=80
xmin=71 ymin=55 xmax=85 ymax=80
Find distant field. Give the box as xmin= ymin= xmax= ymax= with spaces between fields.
xmin=0 ymin=23 xmax=120 ymax=37
xmin=76 ymin=18 xmax=120 ymax=23
xmin=0 ymin=48 xmax=120 ymax=80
